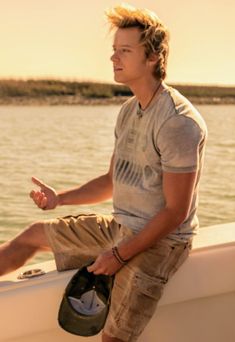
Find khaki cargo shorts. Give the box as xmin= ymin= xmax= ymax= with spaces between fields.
xmin=44 ymin=213 xmax=191 ymax=342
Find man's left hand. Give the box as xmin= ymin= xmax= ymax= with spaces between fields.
xmin=87 ymin=249 xmax=123 ymax=276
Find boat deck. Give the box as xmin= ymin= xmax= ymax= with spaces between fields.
xmin=1 ymin=222 xmax=235 ymax=342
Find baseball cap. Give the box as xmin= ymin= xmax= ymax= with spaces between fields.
xmin=58 ymin=264 xmax=113 ymax=336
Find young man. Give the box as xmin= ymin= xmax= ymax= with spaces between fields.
xmin=0 ymin=4 xmax=207 ymax=342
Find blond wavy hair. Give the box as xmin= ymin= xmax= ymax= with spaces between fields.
xmin=106 ymin=3 xmax=169 ymax=80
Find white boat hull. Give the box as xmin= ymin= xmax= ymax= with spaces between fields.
xmin=1 ymin=222 xmax=235 ymax=342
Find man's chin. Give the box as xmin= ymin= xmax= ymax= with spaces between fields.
xmin=113 ymin=75 xmax=126 ymax=85
xmin=113 ymin=76 xmax=122 ymax=83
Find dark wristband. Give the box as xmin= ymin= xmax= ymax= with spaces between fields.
xmin=112 ymin=246 xmax=127 ymax=265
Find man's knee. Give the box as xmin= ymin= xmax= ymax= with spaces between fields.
xmin=16 ymin=221 xmax=50 ymax=250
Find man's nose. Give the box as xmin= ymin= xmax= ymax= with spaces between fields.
xmin=110 ymin=51 xmax=119 ymax=62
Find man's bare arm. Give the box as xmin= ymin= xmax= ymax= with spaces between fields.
xmin=88 ymin=171 xmax=198 ymax=275
xmin=118 ymin=171 xmax=197 ymax=261
xmin=30 ymin=154 xmax=114 ymax=210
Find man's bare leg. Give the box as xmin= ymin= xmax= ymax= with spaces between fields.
xmin=102 ymin=332 xmax=124 ymax=342
xmin=0 ymin=221 xmax=51 ymax=276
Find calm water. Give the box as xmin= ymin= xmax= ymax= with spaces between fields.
xmin=0 ymin=104 xmax=234 ymax=263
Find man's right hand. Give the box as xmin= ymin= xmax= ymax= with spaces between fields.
xmin=29 ymin=177 xmax=59 ymax=210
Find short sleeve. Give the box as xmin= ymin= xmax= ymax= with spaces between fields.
xmin=114 ymin=97 xmax=135 ymax=140
xmin=157 ymin=115 xmax=204 ymax=173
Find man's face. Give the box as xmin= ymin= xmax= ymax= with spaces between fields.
xmin=111 ymin=27 xmax=153 ymax=86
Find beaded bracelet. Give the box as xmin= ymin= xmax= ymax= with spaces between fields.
xmin=112 ymin=246 xmax=127 ymax=265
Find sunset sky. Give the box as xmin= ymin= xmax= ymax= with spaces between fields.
xmin=0 ymin=0 xmax=234 ymax=85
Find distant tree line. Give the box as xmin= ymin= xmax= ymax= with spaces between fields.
xmin=0 ymin=79 xmax=234 ymax=101
xmin=0 ymin=80 xmax=132 ymax=99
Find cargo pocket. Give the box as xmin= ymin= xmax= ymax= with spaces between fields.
xmin=134 ymin=271 xmax=166 ymax=300
xmin=161 ymin=242 xmax=190 ymax=282
xmin=115 ymin=271 xmax=165 ymax=337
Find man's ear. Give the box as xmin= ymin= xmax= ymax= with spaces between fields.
xmin=147 ymin=52 xmax=158 ymax=66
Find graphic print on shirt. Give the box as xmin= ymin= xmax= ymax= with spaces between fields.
xmin=126 ymin=128 xmax=148 ymax=152
xmin=114 ymin=158 xmax=143 ymax=187
xmin=114 ymin=128 xmax=148 ymax=187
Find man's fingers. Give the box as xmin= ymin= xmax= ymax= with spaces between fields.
xmin=31 ymin=176 xmax=47 ymax=190
xmin=29 ymin=190 xmax=47 ymax=209
xmin=87 ymin=264 xmax=94 ymax=272
xmin=29 ymin=190 xmax=40 ymax=202
xmin=87 ymin=258 xmax=105 ymax=274
xmin=87 ymin=261 xmax=99 ymax=273
xmin=29 ymin=190 xmax=35 ymax=199
xmin=87 ymin=267 xmax=102 ymax=275
xmin=40 ymin=196 xmax=47 ymax=210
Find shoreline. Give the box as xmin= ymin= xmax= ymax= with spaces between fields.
xmin=0 ymin=95 xmax=234 ymax=106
